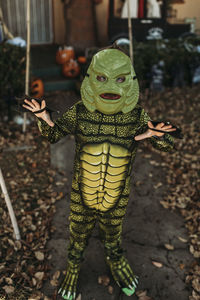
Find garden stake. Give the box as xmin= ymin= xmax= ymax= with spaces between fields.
xmin=127 ymin=0 xmax=133 ymax=63
xmin=23 ymin=0 xmax=31 ymax=133
xmin=0 ymin=168 xmax=21 ymax=240
xmin=0 ymin=7 xmax=14 ymax=39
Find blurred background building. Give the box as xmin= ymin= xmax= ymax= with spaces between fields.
xmin=0 ymin=0 xmax=199 ymax=47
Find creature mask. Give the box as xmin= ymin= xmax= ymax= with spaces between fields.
xmin=80 ymin=49 xmax=139 ymax=114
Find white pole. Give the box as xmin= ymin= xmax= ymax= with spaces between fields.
xmin=23 ymin=0 xmax=31 ymax=133
xmin=0 ymin=168 xmax=21 ymax=240
xmin=127 ymin=0 xmax=133 ymax=63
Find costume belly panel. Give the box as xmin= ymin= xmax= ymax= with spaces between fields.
xmin=80 ymin=142 xmax=131 ymax=212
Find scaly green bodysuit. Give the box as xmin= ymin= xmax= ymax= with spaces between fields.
xmin=38 ymin=49 xmax=174 ymax=300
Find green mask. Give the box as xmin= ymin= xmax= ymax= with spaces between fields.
xmin=80 ymin=49 xmax=139 ymax=114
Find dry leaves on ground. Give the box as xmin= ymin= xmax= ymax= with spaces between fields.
xmin=0 ymin=121 xmax=66 ymax=299
xmin=136 ymin=290 xmax=153 ymax=300
xmin=142 ymin=85 xmax=200 ymax=300
xmin=0 ymin=85 xmax=199 ymax=299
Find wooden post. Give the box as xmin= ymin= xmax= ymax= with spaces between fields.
xmin=0 ymin=168 xmax=21 ymax=240
xmin=23 ymin=0 xmax=31 ymax=133
xmin=0 ymin=7 xmax=14 ymax=39
xmin=127 ymin=0 xmax=133 ymax=64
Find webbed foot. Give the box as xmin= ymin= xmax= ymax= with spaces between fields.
xmin=58 ymin=262 xmax=80 ymax=300
xmin=106 ymin=255 xmax=138 ymax=296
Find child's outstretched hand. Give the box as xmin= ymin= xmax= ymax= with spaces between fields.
xmin=134 ymin=121 xmax=176 ymax=141
xmin=22 ymin=99 xmax=55 ymax=127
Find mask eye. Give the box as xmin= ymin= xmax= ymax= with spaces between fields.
xmin=116 ymin=76 xmax=125 ymax=83
xmin=97 ymin=75 xmax=107 ymax=82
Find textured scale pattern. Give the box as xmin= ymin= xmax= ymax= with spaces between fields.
xmin=80 ymin=142 xmax=131 ymax=211
xmin=106 ymin=255 xmax=138 ymax=290
xmin=38 ymin=100 xmax=174 ymax=299
xmin=59 ymin=261 xmax=80 ymax=300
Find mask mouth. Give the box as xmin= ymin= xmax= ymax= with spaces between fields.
xmin=100 ymin=93 xmax=121 ymax=100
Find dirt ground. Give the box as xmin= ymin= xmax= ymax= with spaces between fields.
xmin=43 ymin=138 xmax=193 ymax=300
xmin=0 ymin=86 xmax=199 ymax=300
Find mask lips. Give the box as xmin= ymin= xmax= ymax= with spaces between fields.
xmin=100 ymin=93 xmax=121 ymax=100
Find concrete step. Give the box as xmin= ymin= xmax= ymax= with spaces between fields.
xmin=44 ymin=79 xmax=76 ymax=92
xmin=43 ymin=78 xmax=76 ymax=92
xmin=31 ymin=45 xmax=79 ymax=92
xmin=32 ymin=65 xmax=62 ymax=78
xmin=32 ymin=66 xmax=77 ymax=92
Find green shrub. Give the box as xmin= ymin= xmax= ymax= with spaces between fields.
xmin=0 ymin=43 xmax=26 ymax=98
xmin=133 ymin=38 xmax=200 ymax=87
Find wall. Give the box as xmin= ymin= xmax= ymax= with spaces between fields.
xmin=95 ymin=0 xmax=109 ymax=46
xmin=53 ymin=0 xmax=65 ymax=44
xmin=52 ymin=0 xmax=200 ymax=46
xmin=172 ymin=0 xmax=200 ymax=32
xmin=63 ymin=0 xmax=97 ymax=51
xmin=53 ymin=0 xmax=104 ymax=48
xmin=95 ymin=0 xmax=200 ymax=43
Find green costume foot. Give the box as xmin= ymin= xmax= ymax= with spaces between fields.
xmin=122 ymin=287 xmax=135 ymax=296
xmin=106 ymin=255 xmax=138 ymax=296
xmin=58 ymin=261 xmax=80 ymax=300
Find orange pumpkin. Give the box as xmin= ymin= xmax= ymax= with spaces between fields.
xmin=56 ymin=46 xmax=75 ymax=65
xmin=62 ymin=59 xmax=80 ymax=78
xmin=31 ymin=78 xmax=44 ymax=98
xmin=77 ymin=56 xmax=87 ymax=64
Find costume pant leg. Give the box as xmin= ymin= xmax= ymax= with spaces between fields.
xmin=68 ymin=187 xmax=96 ymax=264
xmin=99 ymin=194 xmax=138 ymax=291
xmin=59 ymin=187 xmax=96 ymax=299
xmin=99 ymin=193 xmax=128 ymax=259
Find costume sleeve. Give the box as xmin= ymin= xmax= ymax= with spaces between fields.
xmin=37 ymin=103 xmax=77 ymax=143
xmin=138 ymin=108 xmax=175 ymax=152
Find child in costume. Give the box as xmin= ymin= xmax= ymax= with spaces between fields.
xmin=23 ymin=47 xmax=177 ymax=300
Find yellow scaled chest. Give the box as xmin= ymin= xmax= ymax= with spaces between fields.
xmin=79 ymin=142 xmax=131 ymax=212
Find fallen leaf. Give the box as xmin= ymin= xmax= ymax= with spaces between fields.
xmin=98 ymin=276 xmax=102 ymax=284
xmin=137 ymin=290 xmax=153 ymax=299
xmin=34 ymin=271 xmax=44 ymax=281
xmin=101 ymin=275 xmax=110 ymax=286
xmin=179 ymin=264 xmax=185 ymax=270
xmin=108 ymin=285 xmax=113 ymax=294
xmin=5 ymin=277 xmax=13 ymax=285
xmin=164 ymin=243 xmax=174 ymax=250
xmin=56 ymin=181 xmax=64 ymax=186
xmin=137 ymin=290 xmax=147 ymax=297
xmin=178 ymin=236 xmax=188 ymax=243
xmin=76 ymin=294 xmax=81 ymax=300
xmin=192 ymin=278 xmax=200 ymax=293
xmin=160 ymin=201 xmax=170 ymax=209
xmin=28 ymin=296 xmax=41 ymax=300
xmin=52 ymin=270 xmax=60 ymax=280
xmin=139 ymin=296 xmax=153 ymax=300
xmin=154 ymin=182 xmax=163 ymax=189
xmin=7 ymin=239 xmax=15 ymax=247
xmin=14 ymin=240 xmax=22 ymax=251
xmin=2 ymin=285 xmax=14 ymax=293
xmin=32 ymin=277 xmax=37 ymax=286
xmin=50 ymin=279 xmax=58 ymax=287
xmin=35 ymin=251 xmax=44 ymax=261
xmin=152 ymin=261 xmax=163 ymax=268
xmin=26 ymin=232 xmax=34 ymax=243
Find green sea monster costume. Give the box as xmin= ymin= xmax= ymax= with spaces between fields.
xmin=37 ymin=49 xmax=174 ymax=299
